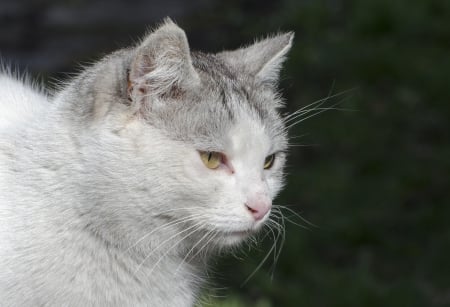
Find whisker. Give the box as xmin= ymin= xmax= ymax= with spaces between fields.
xmin=286 ymin=143 xmax=319 ymax=148
xmin=151 ymin=207 xmax=206 ymax=216
xmin=283 ymin=87 xmax=356 ymax=122
xmin=286 ymin=97 xmax=353 ymax=130
xmin=259 ymin=219 xmax=281 ymax=242
xmin=146 ymin=223 xmax=204 ymax=275
xmin=125 ymin=213 xmax=206 ymax=254
xmin=270 ymin=211 xmax=286 ymax=279
xmin=267 ymin=220 xmax=282 ymax=266
xmin=275 ymin=205 xmax=318 ymax=228
xmin=133 ymin=220 xmax=205 ymax=274
xmin=175 ymin=229 xmax=215 ymax=274
xmin=263 ymin=220 xmax=279 ymax=264
xmin=284 ymin=106 xmax=356 ymax=125
xmin=187 ymin=230 xmax=219 ymax=263
xmin=240 ymin=221 xmax=282 ymax=287
xmin=289 ymin=133 xmax=310 ymax=139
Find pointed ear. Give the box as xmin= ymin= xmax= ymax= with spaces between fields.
xmin=128 ymin=18 xmax=199 ymax=101
xmin=219 ymin=32 xmax=294 ymax=85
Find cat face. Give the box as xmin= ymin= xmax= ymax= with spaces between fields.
xmin=119 ymin=19 xmax=292 ymax=248
xmin=182 ymin=114 xmax=287 ymax=246
xmin=146 ymin=77 xmax=288 ymax=246
xmin=130 ymin=108 xmax=287 ymax=248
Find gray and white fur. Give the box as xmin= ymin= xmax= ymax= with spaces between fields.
xmin=0 ymin=19 xmax=293 ymax=306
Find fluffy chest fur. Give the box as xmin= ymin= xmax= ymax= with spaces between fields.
xmin=0 ymin=19 xmax=293 ymax=306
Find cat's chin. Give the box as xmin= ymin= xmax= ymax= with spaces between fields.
xmin=212 ymin=220 xmax=268 ymax=247
xmin=214 ymin=229 xmax=258 ymax=247
xmin=217 ymin=232 xmax=249 ymax=247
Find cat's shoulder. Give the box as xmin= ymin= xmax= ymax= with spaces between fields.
xmin=0 ymin=69 xmax=49 ymax=131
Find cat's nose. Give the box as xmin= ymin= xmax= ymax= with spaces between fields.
xmin=245 ymin=195 xmax=271 ymax=221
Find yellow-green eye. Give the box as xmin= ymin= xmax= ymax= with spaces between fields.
xmin=200 ymin=151 xmax=222 ymax=169
xmin=264 ymin=154 xmax=275 ymax=169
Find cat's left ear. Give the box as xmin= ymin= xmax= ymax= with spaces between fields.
xmin=218 ymin=32 xmax=294 ymax=86
xmin=128 ymin=18 xmax=199 ymax=102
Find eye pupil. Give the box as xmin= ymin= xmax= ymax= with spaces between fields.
xmin=199 ymin=151 xmax=222 ymax=170
xmin=264 ymin=154 xmax=275 ymax=169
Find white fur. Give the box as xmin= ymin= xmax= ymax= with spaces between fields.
xmin=0 ymin=74 xmax=48 ymax=131
xmin=0 ymin=76 xmax=201 ymax=306
xmin=0 ymin=76 xmax=281 ymax=307
xmin=0 ymin=21 xmax=291 ymax=306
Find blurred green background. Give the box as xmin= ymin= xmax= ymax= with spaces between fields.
xmin=2 ymin=0 xmax=449 ymax=306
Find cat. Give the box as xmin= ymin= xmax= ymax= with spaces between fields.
xmin=0 ymin=18 xmax=293 ymax=306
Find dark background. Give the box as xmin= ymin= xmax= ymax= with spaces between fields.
xmin=1 ymin=0 xmax=449 ymax=306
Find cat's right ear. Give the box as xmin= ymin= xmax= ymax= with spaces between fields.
xmin=128 ymin=18 xmax=199 ymax=104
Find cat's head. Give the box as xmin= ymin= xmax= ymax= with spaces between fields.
xmin=88 ymin=19 xmax=293 ymax=248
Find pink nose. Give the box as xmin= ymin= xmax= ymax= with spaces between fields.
xmin=245 ymin=196 xmax=272 ymax=221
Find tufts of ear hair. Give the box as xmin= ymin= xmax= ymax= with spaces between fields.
xmin=218 ymin=32 xmax=294 ymax=87
xmin=128 ymin=18 xmax=200 ymax=104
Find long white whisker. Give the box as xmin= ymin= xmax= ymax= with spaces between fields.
xmin=269 ymin=209 xmax=284 ymax=247
xmin=262 ymin=220 xmax=278 ymax=264
xmin=258 ymin=219 xmax=281 ymax=242
xmin=146 ymin=222 xmax=205 ymax=275
xmin=286 ymin=143 xmax=318 ymax=148
xmin=271 ymin=212 xmax=286 ymax=279
xmin=133 ymin=220 xmax=205 ymax=274
xmin=283 ymin=87 xmax=356 ymax=122
xmin=241 ymin=223 xmax=282 ymax=287
xmin=151 ymin=207 xmax=206 ymax=216
xmin=187 ymin=230 xmax=219 ymax=262
xmin=275 ymin=205 xmax=317 ymax=228
xmin=289 ymin=133 xmax=310 ymax=139
xmin=175 ymin=229 xmax=214 ymax=274
xmin=286 ymin=97 xmax=352 ymax=130
xmin=125 ymin=213 xmax=206 ymax=254
xmin=284 ymin=106 xmax=356 ymax=126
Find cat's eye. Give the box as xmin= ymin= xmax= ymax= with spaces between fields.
xmin=264 ymin=154 xmax=275 ymax=169
xmin=199 ymin=151 xmax=223 ymax=169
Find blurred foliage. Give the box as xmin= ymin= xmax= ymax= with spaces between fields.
xmin=193 ymin=0 xmax=450 ymax=306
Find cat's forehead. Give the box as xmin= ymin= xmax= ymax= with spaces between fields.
xmin=146 ymin=52 xmax=286 ymax=152
xmin=192 ymin=52 xmax=237 ymax=82
xmin=179 ymin=55 xmax=285 ymax=152
xmin=191 ymin=51 xmax=280 ymax=120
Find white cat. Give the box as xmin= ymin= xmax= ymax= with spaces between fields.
xmin=0 ymin=19 xmax=293 ymax=306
